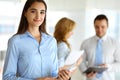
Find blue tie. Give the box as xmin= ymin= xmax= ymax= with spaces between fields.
xmin=95 ymin=39 xmax=103 ymax=78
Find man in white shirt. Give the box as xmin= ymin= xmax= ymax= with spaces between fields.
xmin=79 ymin=14 xmax=120 ymax=80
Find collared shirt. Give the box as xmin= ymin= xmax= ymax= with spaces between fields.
xmin=57 ymin=42 xmax=70 ymax=68
xmin=3 ymin=31 xmax=58 ymax=80
xmin=79 ymin=35 xmax=120 ymax=80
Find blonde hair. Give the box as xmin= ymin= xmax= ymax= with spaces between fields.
xmin=54 ymin=17 xmax=76 ymax=49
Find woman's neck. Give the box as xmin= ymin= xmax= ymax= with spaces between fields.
xmin=28 ymin=26 xmax=41 ymax=43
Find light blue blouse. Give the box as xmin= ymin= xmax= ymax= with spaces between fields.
xmin=3 ymin=31 xmax=58 ymax=80
xmin=57 ymin=42 xmax=70 ymax=68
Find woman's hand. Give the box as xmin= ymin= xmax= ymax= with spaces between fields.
xmin=36 ymin=77 xmax=56 ymax=80
xmin=57 ymin=69 xmax=71 ymax=80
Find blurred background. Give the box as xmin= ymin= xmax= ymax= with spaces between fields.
xmin=0 ymin=0 xmax=120 ymax=80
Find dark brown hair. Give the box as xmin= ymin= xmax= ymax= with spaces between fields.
xmin=94 ymin=14 xmax=108 ymax=25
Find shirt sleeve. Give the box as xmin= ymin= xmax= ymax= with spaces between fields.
xmin=79 ymin=41 xmax=88 ymax=72
xmin=57 ymin=42 xmax=69 ymax=68
xmin=51 ymin=38 xmax=58 ymax=77
xmin=3 ymin=37 xmax=34 ymax=80
xmin=107 ymin=40 xmax=120 ymax=72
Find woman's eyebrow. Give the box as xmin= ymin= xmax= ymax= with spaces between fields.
xmin=30 ymin=8 xmax=36 ymax=10
xmin=30 ymin=8 xmax=46 ymax=11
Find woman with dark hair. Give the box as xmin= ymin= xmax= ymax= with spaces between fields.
xmin=3 ymin=0 xmax=70 ymax=80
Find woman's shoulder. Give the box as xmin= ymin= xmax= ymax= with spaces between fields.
xmin=7 ymin=34 xmax=21 ymax=45
xmin=58 ymin=42 xmax=68 ymax=48
xmin=58 ymin=41 xmax=66 ymax=45
xmin=42 ymin=33 xmax=56 ymax=42
xmin=9 ymin=34 xmax=20 ymax=41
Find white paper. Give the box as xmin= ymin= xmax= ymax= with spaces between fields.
xmin=65 ymin=50 xmax=84 ymax=65
xmin=68 ymin=66 xmax=77 ymax=72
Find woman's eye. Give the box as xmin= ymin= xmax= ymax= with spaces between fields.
xmin=40 ymin=11 xmax=45 ymax=14
xmin=40 ymin=10 xmax=46 ymax=14
xmin=31 ymin=10 xmax=35 ymax=13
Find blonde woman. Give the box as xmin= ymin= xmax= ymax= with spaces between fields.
xmin=54 ymin=17 xmax=82 ymax=79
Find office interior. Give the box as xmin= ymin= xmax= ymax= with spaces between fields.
xmin=0 ymin=0 xmax=120 ymax=80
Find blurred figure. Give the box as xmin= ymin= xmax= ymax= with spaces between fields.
xmin=54 ymin=17 xmax=82 ymax=79
xmin=79 ymin=14 xmax=120 ymax=80
xmin=3 ymin=0 xmax=70 ymax=80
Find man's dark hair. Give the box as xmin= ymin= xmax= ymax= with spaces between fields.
xmin=94 ymin=14 xmax=108 ymax=25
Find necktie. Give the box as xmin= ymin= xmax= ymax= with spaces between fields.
xmin=95 ymin=39 xmax=103 ymax=78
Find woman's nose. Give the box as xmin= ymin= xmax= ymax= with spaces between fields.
xmin=36 ymin=12 xmax=40 ymax=19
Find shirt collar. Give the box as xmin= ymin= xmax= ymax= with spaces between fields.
xmin=19 ymin=31 xmax=35 ymax=39
xmin=95 ymin=34 xmax=107 ymax=41
xmin=25 ymin=31 xmax=33 ymax=38
xmin=20 ymin=31 xmax=48 ymax=41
